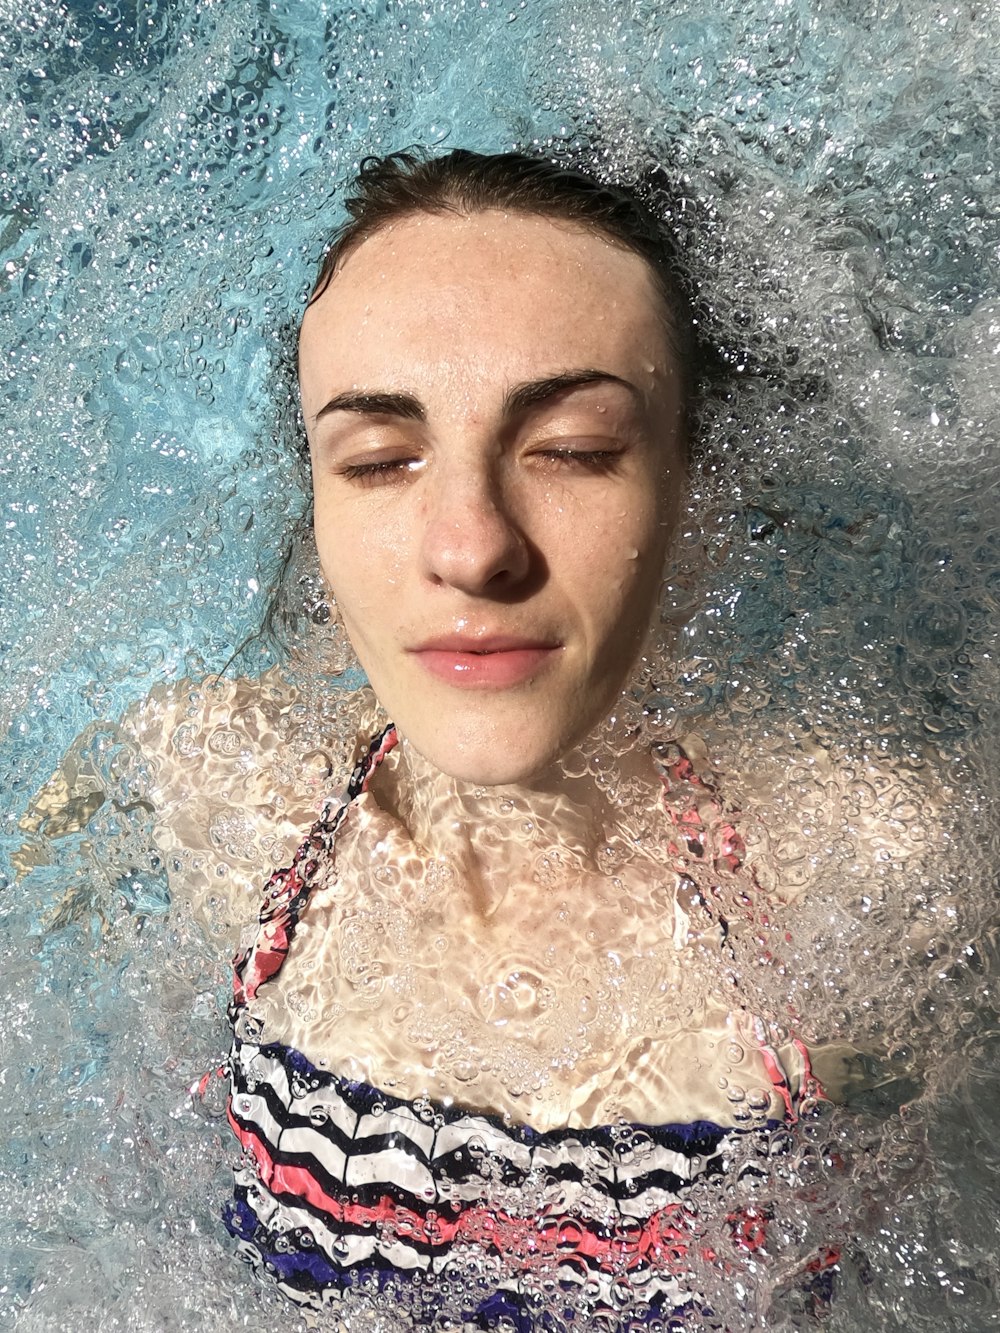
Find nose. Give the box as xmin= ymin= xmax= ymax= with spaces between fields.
xmin=420 ymin=464 xmax=531 ymax=595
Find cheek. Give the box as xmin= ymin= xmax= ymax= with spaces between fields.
xmin=554 ymin=506 xmax=662 ymax=646
xmin=316 ymin=504 xmax=409 ymax=630
xmin=595 ymin=498 xmax=670 ymax=638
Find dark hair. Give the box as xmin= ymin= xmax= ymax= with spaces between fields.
xmin=308 ymin=148 xmax=705 ymax=398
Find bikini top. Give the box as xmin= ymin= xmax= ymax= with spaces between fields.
xmin=223 ymin=726 xmax=816 ymax=1320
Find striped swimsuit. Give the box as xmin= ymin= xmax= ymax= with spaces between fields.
xmin=223 ymin=727 xmax=815 ymax=1324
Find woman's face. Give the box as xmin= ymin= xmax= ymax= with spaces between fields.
xmin=299 ymin=209 xmax=685 ymax=785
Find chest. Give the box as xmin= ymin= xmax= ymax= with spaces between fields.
xmin=248 ymin=847 xmax=752 ymax=1126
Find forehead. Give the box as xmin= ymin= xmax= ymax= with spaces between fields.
xmin=298 ymin=210 xmax=675 ymax=407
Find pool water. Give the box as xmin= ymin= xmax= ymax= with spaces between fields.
xmin=2 ymin=0 xmax=1000 ymax=1328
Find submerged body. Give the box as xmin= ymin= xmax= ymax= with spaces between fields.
xmin=225 ymin=724 xmax=815 ymax=1320
xmin=125 ymin=674 xmax=811 ymax=1129
xmin=115 ymin=677 xmax=818 ymax=1318
xmin=20 ymin=665 xmax=915 ymax=1319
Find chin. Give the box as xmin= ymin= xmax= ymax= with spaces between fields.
xmin=392 ymin=684 xmax=630 ymax=788
xmin=412 ymin=725 xmax=573 ymax=789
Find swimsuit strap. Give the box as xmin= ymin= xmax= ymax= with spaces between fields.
xmin=657 ymin=743 xmax=824 ymax=1114
xmin=319 ymin=721 xmax=400 ymax=831
xmin=231 ymin=723 xmax=398 ymax=1009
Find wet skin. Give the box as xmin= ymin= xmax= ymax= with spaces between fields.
xmin=299 ymin=209 xmax=686 ymax=787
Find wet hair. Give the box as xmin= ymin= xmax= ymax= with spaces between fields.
xmin=307 ymin=147 xmax=704 ymax=398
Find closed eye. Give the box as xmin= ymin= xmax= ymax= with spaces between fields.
xmin=338 ymin=457 xmax=425 ymax=486
xmin=533 ymin=448 xmax=623 ymax=472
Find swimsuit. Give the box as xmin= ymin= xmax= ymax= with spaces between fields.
xmin=222 ymin=726 xmax=817 ymax=1325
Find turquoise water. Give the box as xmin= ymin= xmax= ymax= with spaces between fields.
xmin=2 ymin=0 xmax=1000 ymax=1327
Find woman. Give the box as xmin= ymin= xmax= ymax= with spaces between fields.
xmin=23 ymin=150 xmax=853 ymax=1324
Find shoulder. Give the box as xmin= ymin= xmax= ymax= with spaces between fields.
xmin=121 ymin=669 xmax=370 ymax=942
xmin=746 ymin=729 xmax=951 ymax=911
xmin=124 ymin=668 xmax=301 ymax=776
xmin=124 ymin=668 xmax=361 ymax=801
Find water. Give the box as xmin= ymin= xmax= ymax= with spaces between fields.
xmin=1 ymin=0 xmax=999 ymax=1327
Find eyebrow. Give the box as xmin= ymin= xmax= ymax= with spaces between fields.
xmin=313 ymin=390 xmax=425 ymax=422
xmin=504 ymin=369 xmax=642 ymax=416
xmin=311 ymin=369 xmax=640 ymax=426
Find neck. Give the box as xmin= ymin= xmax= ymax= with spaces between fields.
xmin=375 ymin=727 xmax=666 ymax=918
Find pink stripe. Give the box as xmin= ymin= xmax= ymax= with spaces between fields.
xmin=231 ymin=1106 xmax=707 ymax=1274
xmin=758 ymin=1043 xmax=796 ymax=1121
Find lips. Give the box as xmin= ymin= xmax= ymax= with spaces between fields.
xmin=409 ymin=634 xmax=562 ymax=688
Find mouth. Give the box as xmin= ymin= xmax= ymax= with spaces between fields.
xmin=408 ymin=635 xmax=562 ymax=688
